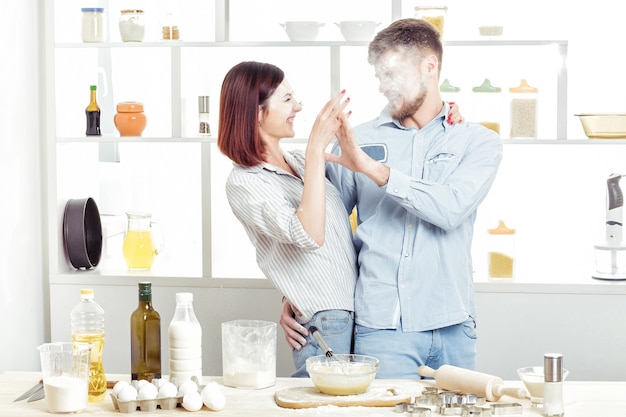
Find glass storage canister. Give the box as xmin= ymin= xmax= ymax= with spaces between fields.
xmin=472 ymin=78 xmax=502 ymax=134
xmin=119 ymin=10 xmax=145 ymax=42
xmin=114 ymin=102 xmax=147 ymax=137
xmin=487 ymin=220 xmax=516 ymax=281
xmin=414 ymin=6 xmax=447 ymax=37
xmin=509 ymin=79 xmax=538 ymax=139
xmin=81 ymin=7 xmax=105 ymax=43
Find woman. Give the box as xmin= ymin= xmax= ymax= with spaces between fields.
xmin=217 ymin=61 xmax=356 ymax=377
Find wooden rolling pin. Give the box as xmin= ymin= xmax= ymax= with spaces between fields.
xmin=417 ymin=365 xmax=528 ymax=401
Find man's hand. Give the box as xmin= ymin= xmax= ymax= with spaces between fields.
xmin=279 ymin=298 xmax=308 ymax=350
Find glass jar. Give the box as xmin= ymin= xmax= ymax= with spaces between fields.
xmin=472 ymin=78 xmax=502 ymax=134
xmin=487 ymin=220 xmax=516 ymax=281
xmin=509 ymin=79 xmax=539 ymax=139
xmin=119 ymin=10 xmax=145 ymax=42
xmin=81 ymin=7 xmax=105 ymax=43
xmin=414 ymin=6 xmax=447 ymax=37
xmin=162 ymin=13 xmax=180 ymax=40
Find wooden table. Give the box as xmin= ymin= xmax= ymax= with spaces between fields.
xmin=2 ymin=371 xmax=625 ymax=416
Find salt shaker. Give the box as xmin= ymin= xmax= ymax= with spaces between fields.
xmin=198 ymin=96 xmax=211 ymax=136
xmin=543 ymin=353 xmax=564 ymax=417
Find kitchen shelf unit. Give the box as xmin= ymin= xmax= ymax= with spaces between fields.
xmin=45 ymin=0 xmax=574 ymax=287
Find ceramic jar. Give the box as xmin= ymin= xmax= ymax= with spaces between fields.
xmin=114 ymin=102 xmax=146 ymax=136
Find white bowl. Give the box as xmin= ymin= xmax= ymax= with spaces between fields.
xmin=336 ymin=21 xmax=380 ymax=41
xmin=280 ymin=21 xmax=324 ymax=41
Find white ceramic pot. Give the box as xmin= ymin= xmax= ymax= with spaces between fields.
xmin=280 ymin=21 xmax=324 ymax=41
xmin=336 ymin=21 xmax=380 ymax=41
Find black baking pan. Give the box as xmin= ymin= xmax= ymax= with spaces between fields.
xmin=63 ymin=197 xmax=103 ymax=269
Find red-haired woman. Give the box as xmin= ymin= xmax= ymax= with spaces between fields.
xmin=217 ymin=61 xmax=356 ymax=377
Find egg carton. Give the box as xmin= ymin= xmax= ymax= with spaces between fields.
xmin=110 ymin=393 xmax=184 ymax=413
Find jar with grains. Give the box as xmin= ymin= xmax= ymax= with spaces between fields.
xmin=119 ymin=10 xmax=145 ymax=42
xmin=414 ymin=6 xmax=447 ymax=37
xmin=81 ymin=7 xmax=106 ymax=43
xmin=509 ymin=79 xmax=538 ymax=139
xmin=472 ymin=78 xmax=502 ymax=135
xmin=487 ymin=220 xmax=515 ymax=281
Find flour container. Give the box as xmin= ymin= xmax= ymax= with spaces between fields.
xmin=487 ymin=220 xmax=516 ymax=281
xmin=509 ymin=79 xmax=538 ymax=139
xmin=221 ymin=320 xmax=276 ymax=389
xmin=472 ymin=79 xmax=502 ymax=135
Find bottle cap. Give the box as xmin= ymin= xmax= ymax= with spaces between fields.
xmin=198 ymin=96 xmax=210 ymax=113
xmin=440 ymin=79 xmax=461 ymax=93
xmin=472 ymin=79 xmax=501 ymax=93
xmin=90 ymin=85 xmax=97 ymax=91
xmin=544 ymin=353 xmax=563 ymax=382
xmin=176 ymin=292 xmax=193 ymax=302
xmin=80 ymin=288 xmax=94 ymax=299
xmin=509 ymin=79 xmax=538 ymax=93
xmin=138 ymin=282 xmax=152 ymax=300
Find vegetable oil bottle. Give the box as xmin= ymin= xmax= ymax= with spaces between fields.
xmin=71 ymin=288 xmax=107 ymax=401
xmin=130 ymin=282 xmax=161 ymax=381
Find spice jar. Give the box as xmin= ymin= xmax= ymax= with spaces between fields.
xmin=114 ymin=102 xmax=147 ymax=137
xmin=509 ymin=79 xmax=538 ymax=139
xmin=472 ymin=79 xmax=502 ymax=134
xmin=119 ymin=10 xmax=145 ymax=42
xmin=198 ymin=96 xmax=211 ymax=136
xmin=81 ymin=7 xmax=106 ymax=43
xmin=414 ymin=6 xmax=447 ymax=37
xmin=487 ymin=220 xmax=515 ymax=281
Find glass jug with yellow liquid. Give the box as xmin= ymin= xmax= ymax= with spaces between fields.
xmin=123 ymin=212 xmax=162 ymax=270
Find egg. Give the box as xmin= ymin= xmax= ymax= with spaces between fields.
xmin=177 ymin=379 xmax=198 ymax=397
xmin=112 ymin=381 xmax=129 ymax=397
xmin=157 ymin=381 xmax=178 ymax=398
xmin=137 ymin=382 xmax=158 ymax=400
xmin=201 ymin=381 xmax=226 ymax=411
xmin=117 ymin=385 xmax=138 ymax=402
xmin=182 ymin=391 xmax=203 ymax=411
xmin=131 ymin=379 xmax=148 ymax=390
xmin=151 ymin=378 xmax=164 ymax=388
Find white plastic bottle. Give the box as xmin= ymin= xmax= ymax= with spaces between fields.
xmin=168 ymin=292 xmax=202 ymax=386
xmin=71 ymin=288 xmax=107 ymax=401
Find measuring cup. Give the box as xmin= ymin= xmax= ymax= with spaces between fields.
xmin=221 ymin=320 xmax=276 ymax=389
xmin=37 ymin=342 xmax=91 ymax=413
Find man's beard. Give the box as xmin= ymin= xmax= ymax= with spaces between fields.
xmin=389 ymin=92 xmax=426 ymax=120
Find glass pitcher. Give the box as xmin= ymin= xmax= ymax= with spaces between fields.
xmin=122 ymin=212 xmax=161 ymax=271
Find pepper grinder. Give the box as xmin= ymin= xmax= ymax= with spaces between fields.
xmin=543 ymin=353 xmax=564 ymax=417
xmin=198 ymin=96 xmax=211 ymax=136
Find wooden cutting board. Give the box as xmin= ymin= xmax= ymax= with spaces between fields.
xmin=274 ymin=381 xmax=412 ymax=409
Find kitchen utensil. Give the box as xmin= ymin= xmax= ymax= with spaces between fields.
xmin=274 ymin=381 xmax=409 ymax=409
xmin=335 ymin=21 xmax=380 ymax=41
xmin=308 ymin=326 xmax=344 ymax=362
xmin=517 ymin=366 xmax=569 ymax=407
xmin=221 ymin=320 xmax=277 ymax=389
xmin=280 ymin=21 xmax=323 ymax=41
xmin=306 ymin=354 xmax=379 ymax=396
xmin=14 ymin=380 xmax=43 ymax=402
xmin=417 ymin=365 xmax=527 ymax=401
xmin=63 ymin=197 xmax=102 ymax=269
xmin=593 ymin=174 xmax=626 ymax=280
xmin=576 ymin=113 xmax=626 ymax=139
xmin=38 ymin=342 xmax=92 ymax=413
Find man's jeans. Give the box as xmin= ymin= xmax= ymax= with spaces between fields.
xmin=353 ymin=317 xmax=477 ymax=379
xmin=291 ymin=309 xmax=354 ymax=377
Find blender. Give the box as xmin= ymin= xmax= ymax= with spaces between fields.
xmin=592 ymin=174 xmax=626 ymax=280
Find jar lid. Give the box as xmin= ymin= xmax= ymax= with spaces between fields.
xmin=121 ymin=9 xmax=144 ymax=14
xmin=116 ymin=101 xmax=144 ymax=112
xmin=415 ymin=6 xmax=448 ymax=11
xmin=509 ymin=79 xmax=538 ymax=93
xmin=440 ymin=79 xmax=461 ymax=93
xmin=472 ymin=79 xmax=502 ymax=93
xmin=488 ymin=220 xmax=515 ymax=235
xmin=81 ymin=7 xmax=104 ymax=12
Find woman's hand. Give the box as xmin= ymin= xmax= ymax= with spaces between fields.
xmin=306 ymin=90 xmax=351 ymax=153
xmin=279 ymin=298 xmax=308 ymax=350
xmin=447 ymin=101 xmax=464 ymax=125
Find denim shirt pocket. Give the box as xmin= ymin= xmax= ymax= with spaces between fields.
xmin=425 ymin=152 xmax=458 ymax=179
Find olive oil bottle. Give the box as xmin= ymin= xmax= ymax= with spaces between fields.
xmin=130 ymin=282 xmax=161 ymax=381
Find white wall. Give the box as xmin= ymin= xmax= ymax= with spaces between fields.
xmin=0 ymin=0 xmax=46 ymax=373
xmin=3 ymin=0 xmax=626 ymax=377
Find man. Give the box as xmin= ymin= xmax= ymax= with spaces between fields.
xmin=280 ymin=18 xmax=502 ymax=379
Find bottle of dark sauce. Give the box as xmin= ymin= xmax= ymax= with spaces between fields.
xmin=86 ymin=85 xmax=101 ymax=136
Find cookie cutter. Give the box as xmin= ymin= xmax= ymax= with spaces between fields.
xmin=490 ymin=403 xmax=523 ymax=415
xmin=394 ymin=402 xmax=432 ymax=416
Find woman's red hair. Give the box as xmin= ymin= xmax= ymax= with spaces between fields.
xmin=217 ymin=61 xmax=284 ymax=167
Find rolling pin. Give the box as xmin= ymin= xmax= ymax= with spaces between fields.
xmin=417 ymin=365 xmax=528 ymax=401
